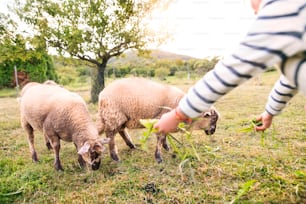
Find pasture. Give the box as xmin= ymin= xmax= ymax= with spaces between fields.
xmin=0 ymin=71 xmax=305 ymax=203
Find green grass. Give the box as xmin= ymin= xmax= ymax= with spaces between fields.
xmin=0 ymin=88 xmax=20 ymax=98
xmin=0 ymin=72 xmax=305 ymax=203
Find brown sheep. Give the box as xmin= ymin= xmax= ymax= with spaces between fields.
xmin=19 ymin=81 xmax=109 ymax=171
xmin=97 ymin=77 xmax=219 ymax=163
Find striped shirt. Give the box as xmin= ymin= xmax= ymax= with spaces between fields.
xmin=179 ymin=0 xmax=306 ymax=118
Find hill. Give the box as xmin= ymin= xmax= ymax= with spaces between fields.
xmin=108 ymin=49 xmax=197 ymax=66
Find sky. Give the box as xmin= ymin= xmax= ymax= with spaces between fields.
xmin=151 ymin=0 xmax=257 ymax=58
xmin=0 ymin=0 xmax=258 ymax=59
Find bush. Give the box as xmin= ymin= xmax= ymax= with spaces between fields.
xmin=56 ymin=66 xmax=78 ymax=85
xmin=175 ymin=71 xmax=187 ymax=79
xmin=155 ymin=67 xmax=170 ymax=80
xmin=0 ymin=53 xmax=58 ymax=88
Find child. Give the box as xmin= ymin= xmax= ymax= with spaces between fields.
xmin=155 ymin=0 xmax=306 ymax=133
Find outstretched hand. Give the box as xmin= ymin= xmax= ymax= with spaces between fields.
xmin=255 ymin=111 xmax=273 ymax=131
xmin=154 ymin=109 xmax=180 ymax=134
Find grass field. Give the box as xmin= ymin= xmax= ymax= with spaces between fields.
xmin=0 ymin=71 xmax=305 ymax=203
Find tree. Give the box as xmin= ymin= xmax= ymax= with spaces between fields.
xmin=13 ymin=0 xmax=170 ymax=102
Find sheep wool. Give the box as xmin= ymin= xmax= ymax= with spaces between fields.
xmin=98 ymin=77 xmax=219 ymax=163
xmin=19 ymin=81 xmax=109 ymax=171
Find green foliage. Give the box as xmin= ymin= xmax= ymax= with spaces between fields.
xmin=106 ymin=51 xmax=221 ymax=79
xmin=239 ymin=119 xmax=262 ymax=133
xmin=130 ymin=67 xmax=154 ymax=77
xmin=0 ymin=53 xmax=58 ymax=88
xmin=56 ymin=65 xmax=78 ymax=85
xmin=0 ymin=26 xmax=58 ymax=88
xmin=139 ymin=119 xmax=200 ymax=162
xmin=115 ymin=66 xmax=131 ymax=78
xmin=239 ymin=119 xmax=269 ymax=146
xmin=52 ymin=55 xmax=93 ymax=86
xmin=0 ymin=158 xmax=56 ymax=204
xmin=175 ymin=70 xmax=187 ymax=79
xmin=139 ymin=119 xmax=158 ymax=151
xmin=155 ymin=67 xmax=170 ymax=80
xmin=230 ymin=180 xmax=257 ymax=204
xmin=173 ymin=123 xmax=201 ymax=161
xmin=294 ymin=170 xmax=306 ymax=199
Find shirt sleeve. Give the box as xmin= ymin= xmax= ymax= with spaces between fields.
xmin=265 ymin=75 xmax=298 ymax=116
xmin=178 ymin=0 xmax=306 ymax=118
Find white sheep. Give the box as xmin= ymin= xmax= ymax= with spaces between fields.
xmin=97 ymin=77 xmax=219 ymax=163
xmin=19 ymin=81 xmax=110 ymax=171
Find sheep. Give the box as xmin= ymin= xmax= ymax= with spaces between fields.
xmin=97 ymin=77 xmax=219 ymax=163
xmin=19 ymin=81 xmax=110 ymax=171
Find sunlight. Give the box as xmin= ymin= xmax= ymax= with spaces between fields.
xmin=150 ymin=0 xmax=257 ymax=58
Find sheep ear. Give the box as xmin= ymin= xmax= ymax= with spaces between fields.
xmin=99 ymin=138 xmax=110 ymax=145
xmin=94 ymin=143 xmax=106 ymax=153
xmin=92 ymin=138 xmax=109 ymax=153
xmin=78 ymin=142 xmax=91 ymax=155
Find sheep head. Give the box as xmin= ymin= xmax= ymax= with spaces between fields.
xmin=78 ymin=138 xmax=110 ymax=170
xmin=190 ymin=107 xmax=219 ymax=135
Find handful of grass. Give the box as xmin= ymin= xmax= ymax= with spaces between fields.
xmin=139 ymin=119 xmax=200 ymax=161
xmin=139 ymin=119 xmax=159 ymax=150
xmin=239 ymin=119 xmax=262 ymax=133
xmin=239 ymin=118 xmax=266 ymax=146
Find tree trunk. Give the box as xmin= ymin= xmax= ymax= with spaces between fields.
xmin=91 ymin=63 xmax=106 ymax=103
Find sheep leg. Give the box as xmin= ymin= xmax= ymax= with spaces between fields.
xmin=48 ymin=136 xmax=64 ymax=171
xmin=161 ymin=136 xmax=170 ymax=151
xmin=106 ymin=131 xmax=120 ymax=161
xmin=43 ymin=130 xmax=52 ymax=150
xmin=155 ymin=133 xmax=165 ymax=163
xmin=118 ymin=129 xmax=136 ymax=149
xmin=43 ymin=120 xmax=64 ymax=171
xmin=45 ymin=141 xmax=52 ymax=150
xmin=23 ymin=123 xmax=38 ymax=162
xmin=78 ymin=155 xmax=86 ymax=168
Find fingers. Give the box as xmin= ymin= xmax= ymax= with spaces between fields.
xmin=254 ymin=117 xmax=266 ymax=131
xmin=254 ymin=111 xmax=273 ymax=132
xmin=255 ymin=125 xmax=267 ymax=132
xmin=255 ymin=114 xmax=263 ymax=122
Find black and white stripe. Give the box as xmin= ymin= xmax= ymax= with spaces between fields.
xmin=179 ymin=0 xmax=306 ymax=118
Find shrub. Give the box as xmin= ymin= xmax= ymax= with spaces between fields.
xmin=0 ymin=53 xmax=58 ymax=88
xmin=155 ymin=67 xmax=170 ymax=80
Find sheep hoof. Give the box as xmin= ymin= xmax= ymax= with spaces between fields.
xmin=111 ymin=153 xmax=120 ymax=162
xmin=32 ymin=153 xmax=39 ymax=162
xmin=156 ymin=157 xmax=163 ymax=163
xmin=155 ymin=153 xmax=163 ymax=163
xmin=55 ymin=163 xmax=64 ymax=171
xmin=46 ymin=142 xmax=52 ymax=150
xmin=128 ymin=144 xmax=136 ymax=149
xmin=162 ymin=143 xmax=170 ymax=151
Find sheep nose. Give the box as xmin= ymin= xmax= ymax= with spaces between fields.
xmin=91 ymin=161 xmax=101 ymax=170
xmin=205 ymin=126 xmax=216 ymax=135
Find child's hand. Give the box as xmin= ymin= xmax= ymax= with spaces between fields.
xmin=154 ymin=109 xmax=180 ymax=133
xmin=255 ymin=111 xmax=273 ymax=131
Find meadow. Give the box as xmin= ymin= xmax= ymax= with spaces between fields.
xmin=0 ymin=71 xmax=305 ymax=203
